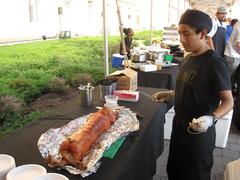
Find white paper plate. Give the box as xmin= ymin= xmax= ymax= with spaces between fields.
xmin=6 ymin=164 xmax=47 ymax=180
xmin=33 ymin=173 xmax=69 ymax=180
xmin=0 ymin=154 xmax=16 ymax=179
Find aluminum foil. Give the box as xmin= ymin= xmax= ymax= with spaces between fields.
xmin=38 ymin=108 xmax=139 ymax=177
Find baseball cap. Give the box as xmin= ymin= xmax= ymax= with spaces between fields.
xmin=217 ymin=6 xmax=227 ymax=14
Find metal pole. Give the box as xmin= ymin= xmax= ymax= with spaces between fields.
xmin=116 ymin=0 xmax=129 ymax=68
xmin=59 ymin=14 xmax=62 ymax=37
xmin=150 ymin=0 xmax=153 ymax=45
xmin=103 ymin=0 xmax=109 ymax=77
xmin=168 ymin=0 xmax=171 ymax=24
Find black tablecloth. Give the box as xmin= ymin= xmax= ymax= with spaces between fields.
xmin=0 ymin=87 xmax=168 ymax=180
xmin=137 ymin=65 xmax=179 ymax=90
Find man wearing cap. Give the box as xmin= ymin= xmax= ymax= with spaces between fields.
xmin=165 ymin=9 xmax=233 ymax=180
xmin=216 ymin=6 xmax=228 ymax=26
xmin=209 ymin=6 xmax=227 ymax=58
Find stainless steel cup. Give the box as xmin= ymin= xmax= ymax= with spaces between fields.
xmin=79 ymin=86 xmax=94 ymax=107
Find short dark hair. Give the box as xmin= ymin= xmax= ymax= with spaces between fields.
xmin=123 ymin=28 xmax=133 ymax=35
xmin=193 ymin=27 xmax=204 ymax=34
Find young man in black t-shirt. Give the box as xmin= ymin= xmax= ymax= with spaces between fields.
xmin=154 ymin=10 xmax=233 ymax=180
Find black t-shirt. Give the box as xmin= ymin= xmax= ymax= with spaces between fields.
xmin=174 ymin=49 xmax=231 ymax=121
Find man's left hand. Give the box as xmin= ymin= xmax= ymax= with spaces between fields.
xmin=189 ymin=115 xmax=214 ymax=132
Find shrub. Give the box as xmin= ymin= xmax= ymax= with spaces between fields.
xmin=132 ymin=40 xmax=146 ymax=47
xmin=0 ymin=111 xmax=43 ymax=139
xmin=47 ymin=77 xmax=70 ymax=93
xmin=8 ymin=77 xmax=31 ymax=92
xmin=8 ymin=77 xmax=42 ymax=102
xmin=21 ymin=87 xmax=42 ymax=103
xmin=0 ymin=95 xmax=25 ymax=125
xmin=134 ymin=30 xmax=163 ymax=41
xmin=70 ymin=73 xmax=95 ymax=88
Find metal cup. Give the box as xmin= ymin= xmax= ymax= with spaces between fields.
xmin=79 ymin=86 xmax=94 ymax=107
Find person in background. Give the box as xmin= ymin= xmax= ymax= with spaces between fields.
xmin=153 ymin=9 xmax=233 ymax=180
xmin=232 ymin=66 xmax=240 ymax=131
xmin=224 ymin=21 xmax=240 ymax=130
xmin=119 ymin=28 xmax=134 ymax=60
xmin=226 ymin=19 xmax=238 ymax=43
xmin=211 ymin=6 xmax=228 ymax=57
xmin=207 ymin=18 xmax=218 ymax=50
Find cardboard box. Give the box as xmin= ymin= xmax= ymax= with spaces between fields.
xmin=108 ymin=68 xmax=137 ymax=91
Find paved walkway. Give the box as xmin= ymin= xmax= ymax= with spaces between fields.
xmin=154 ymin=124 xmax=240 ymax=180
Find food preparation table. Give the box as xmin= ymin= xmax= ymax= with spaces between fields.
xmin=0 ymin=87 xmax=170 ymax=180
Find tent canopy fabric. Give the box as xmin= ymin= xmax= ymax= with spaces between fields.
xmin=190 ymin=0 xmax=235 ymax=17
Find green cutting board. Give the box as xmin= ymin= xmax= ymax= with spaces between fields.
xmin=103 ymin=136 xmax=126 ymax=159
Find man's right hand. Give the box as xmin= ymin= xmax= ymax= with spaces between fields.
xmin=152 ymin=90 xmax=175 ymax=103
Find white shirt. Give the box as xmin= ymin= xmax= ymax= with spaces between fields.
xmin=216 ymin=19 xmax=227 ymax=29
xmin=224 ymin=21 xmax=240 ymax=58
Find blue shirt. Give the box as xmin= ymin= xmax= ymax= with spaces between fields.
xmin=226 ymin=25 xmax=233 ymax=43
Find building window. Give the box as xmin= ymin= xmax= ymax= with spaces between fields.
xmin=29 ymin=0 xmax=38 ymax=22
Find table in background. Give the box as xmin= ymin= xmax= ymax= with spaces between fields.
xmin=0 ymin=87 xmax=168 ymax=180
xmin=137 ymin=65 xmax=179 ymax=90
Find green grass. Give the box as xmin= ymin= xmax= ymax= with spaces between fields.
xmin=134 ymin=30 xmax=163 ymax=45
xmin=134 ymin=30 xmax=163 ymax=40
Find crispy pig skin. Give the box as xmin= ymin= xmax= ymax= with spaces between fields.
xmin=48 ymin=108 xmax=118 ymax=168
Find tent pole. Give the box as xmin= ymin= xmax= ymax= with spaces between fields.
xmin=103 ymin=0 xmax=109 ymax=77
xmin=150 ymin=0 xmax=153 ymax=45
xmin=116 ymin=0 xmax=129 ymax=68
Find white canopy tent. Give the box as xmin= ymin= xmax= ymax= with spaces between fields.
xmin=190 ymin=0 xmax=236 ymax=17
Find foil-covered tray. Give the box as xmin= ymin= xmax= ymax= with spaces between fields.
xmin=38 ymin=108 xmax=139 ymax=177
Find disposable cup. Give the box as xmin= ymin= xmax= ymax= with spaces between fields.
xmin=104 ymin=95 xmax=119 ymax=108
xmin=6 ymin=164 xmax=46 ymax=180
xmin=0 ymin=154 xmax=16 ymax=180
xmin=33 ymin=173 xmax=69 ymax=180
xmin=100 ymin=85 xmax=112 ymax=101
